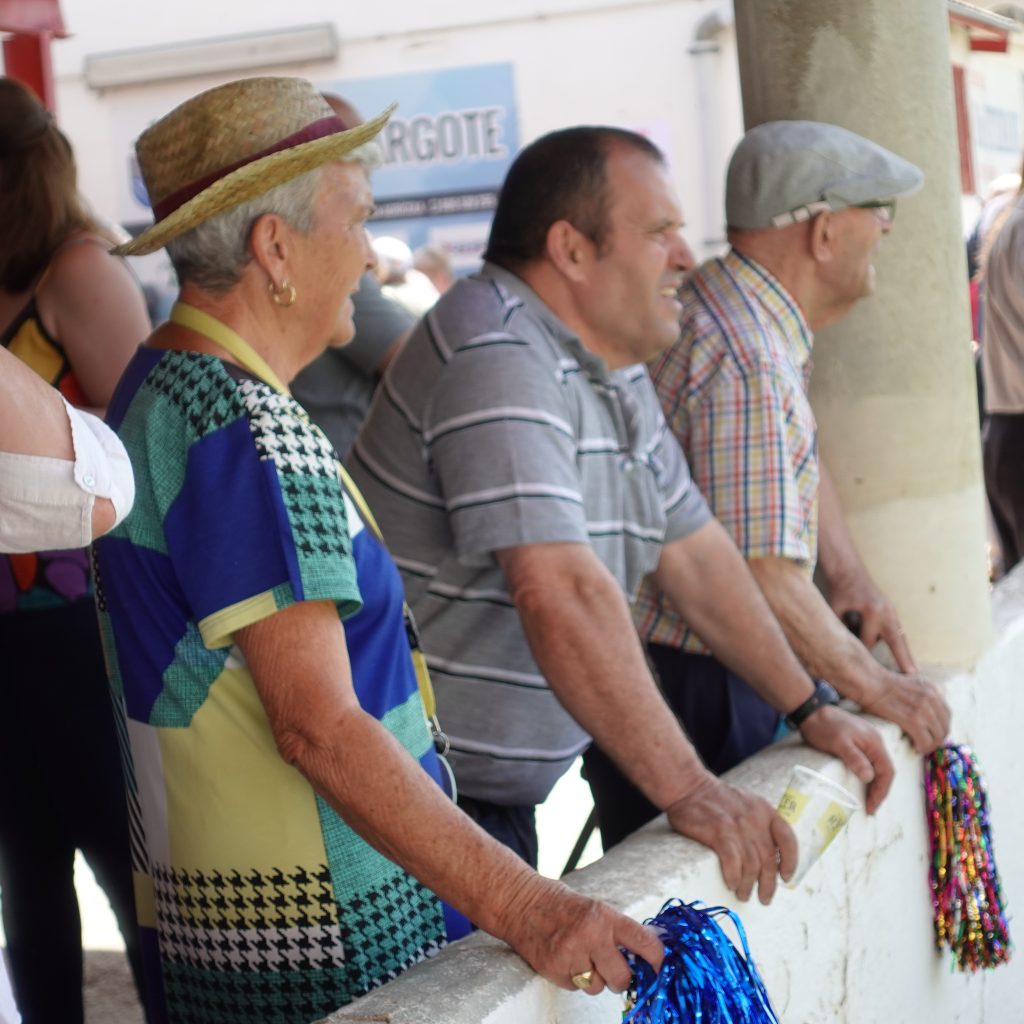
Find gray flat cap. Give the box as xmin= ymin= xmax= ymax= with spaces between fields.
xmin=726 ymin=120 xmax=924 ymax=230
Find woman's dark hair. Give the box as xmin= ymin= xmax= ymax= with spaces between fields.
xmin=483 ymin=126 xmax=664 ymax=271
xmin=0 ymin=77 xmax=99 ymax=292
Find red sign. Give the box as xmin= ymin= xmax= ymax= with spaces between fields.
xmin=0 ymin=0 xmax=66 ymax=35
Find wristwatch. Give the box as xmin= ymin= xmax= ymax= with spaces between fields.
xmin=784 ymin=679 xmax=840 ymax=730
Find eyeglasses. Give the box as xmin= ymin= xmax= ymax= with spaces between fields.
xmin=854 ymin=200 xmax=896 ymax=226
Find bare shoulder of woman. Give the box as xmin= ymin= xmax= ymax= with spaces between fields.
xmin=42 ymin=230 xmax=126 ymax=291
xmin=38 ymin=231 xmax=152 ymax=409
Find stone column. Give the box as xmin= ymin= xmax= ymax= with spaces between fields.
xmin=732 ymin=0 xmax=992 ymax=666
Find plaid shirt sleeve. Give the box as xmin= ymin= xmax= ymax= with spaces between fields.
xmin=687 ymin=357 xmax=816 ymax=567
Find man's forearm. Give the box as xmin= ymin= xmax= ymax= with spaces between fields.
xmin=744 ymin=555 xmax=950 ymax=756
xmin=746 ymin=554 xmax=887 ymax=706
xmin=813 ymin=463 xmax=919 ymax=675
xmin=654 ymin=524 xmax=899 ymax=813
xmin=654 ymin=520 xmax=817 ymax=714
xmin=499 ymin=542 xmax=813 ymax=906
xmin=816 ymin=463 xmax=864 ymax=591
xmin=498 ymin=545 xmax=709 ymax=813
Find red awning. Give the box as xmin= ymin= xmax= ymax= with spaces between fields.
xmin=948 ymin=1 xmax=1018 ymax=53
xmin=1 ymin=0 xmax=67 ymax=110
xmin=0 ymin=0 xmax=66 ymax=36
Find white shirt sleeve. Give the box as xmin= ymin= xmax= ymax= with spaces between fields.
xmin=0 ymin=400 xmax=135 ymax=553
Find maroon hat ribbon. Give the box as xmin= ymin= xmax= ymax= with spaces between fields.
xmin=151 ymin=115 xmax=348 ymax=222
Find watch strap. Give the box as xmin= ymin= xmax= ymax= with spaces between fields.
xmin=784 ymin=679 xmax=840 ymax=730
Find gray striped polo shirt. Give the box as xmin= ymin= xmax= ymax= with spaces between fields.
xmin=348 ymin=264 xmax=710 ymax=806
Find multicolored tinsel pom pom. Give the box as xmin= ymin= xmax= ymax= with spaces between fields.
xmin=925 ymin=744 xmax=1012 ymax=971
xmin=623 ymin=898 xmax=778 ymax=1023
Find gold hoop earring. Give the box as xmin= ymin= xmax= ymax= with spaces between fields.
xmin=269 ymin=280 xmax=297 ymax=307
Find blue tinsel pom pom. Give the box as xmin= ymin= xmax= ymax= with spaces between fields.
xmin=623 ymin=898 xmax=778 ymax=1023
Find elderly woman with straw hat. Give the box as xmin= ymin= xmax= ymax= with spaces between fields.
xmin=93 ymin=77 xmax=663 ymax=1022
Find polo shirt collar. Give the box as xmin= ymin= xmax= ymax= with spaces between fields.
xmin=481 ymin=261 xmax=612 ymax=380
xmin=724 ymin=248 xmax=814 ymax=369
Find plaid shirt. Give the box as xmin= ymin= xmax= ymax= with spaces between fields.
xmin=635 ymin=249 xmax=819 ymax=653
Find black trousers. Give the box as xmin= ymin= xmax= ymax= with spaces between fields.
xmin=583 ymin=644 xmax=779 ymax=851
xmin=983 ymin=412 xmax=1024 ymax=574
xmin=0 ymin=600 xmax=145 ymax=1022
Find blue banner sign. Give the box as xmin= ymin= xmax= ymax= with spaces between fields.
xmin=324 ymin=62 xmax=519 ymax=273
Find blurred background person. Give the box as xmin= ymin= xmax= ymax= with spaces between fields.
xmin=967 ymin=168 xmax=1021 ymax=341
xmin=981 ymin=170 xmax=1024 ymax=578
xmin=291 ymin=269 xmax=413 ymax=458
xmin=373 ymin=234 xmax=441 ymax=316
xmin=413 ymin=243 xmax=455 ymax=295
xmin=0 ymin=76 xmax=151 ymax=1022
xmin=966 ymin=165 xmax=1022 ymax=578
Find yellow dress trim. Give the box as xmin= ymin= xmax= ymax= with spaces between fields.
xmin=198 ymin=591 xmax=280 ymax=650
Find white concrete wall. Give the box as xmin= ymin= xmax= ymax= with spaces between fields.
xmin=327 ymin=571 xmax=1024 ymax=1024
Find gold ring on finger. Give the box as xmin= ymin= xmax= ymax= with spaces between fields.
xmin=571 ymin=969 xmax=595 ymax=990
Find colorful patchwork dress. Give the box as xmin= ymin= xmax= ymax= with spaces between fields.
xmin=94 ymin=348 xmax=457 ymax=1023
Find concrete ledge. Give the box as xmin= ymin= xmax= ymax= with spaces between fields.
xmin=328 ymin=575 xmax=1024 ymax=1023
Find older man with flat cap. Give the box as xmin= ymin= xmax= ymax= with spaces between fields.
xmin=586 ymin=121 xmax=952 ymax=848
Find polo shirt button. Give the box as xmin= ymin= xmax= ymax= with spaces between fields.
xmin=83 ymin=474 xmax=96 ymax=488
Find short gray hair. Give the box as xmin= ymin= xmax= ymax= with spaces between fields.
xmin=166 ymin=144 xmax=381 ymax=292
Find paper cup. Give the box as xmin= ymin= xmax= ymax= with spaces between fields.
xmin=776 ymin=765 xmax=860 ymax=887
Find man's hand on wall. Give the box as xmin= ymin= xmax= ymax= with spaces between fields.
xmin=826 ymin=568 xmax=918 ymax=674
xmin=664 ymin=776 xmax=797 ymax=905
xmin=860 ymin=671 xmax=951 ymax=755
xmin=797 ymin=704 xmax=894 ymax=813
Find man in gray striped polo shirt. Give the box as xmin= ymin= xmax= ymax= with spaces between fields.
xmin=349 ymin=126 xmax=891 ymax=903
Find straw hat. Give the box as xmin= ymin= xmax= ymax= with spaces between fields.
xmin=114 ymin=77 xmax=394 ymax=257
